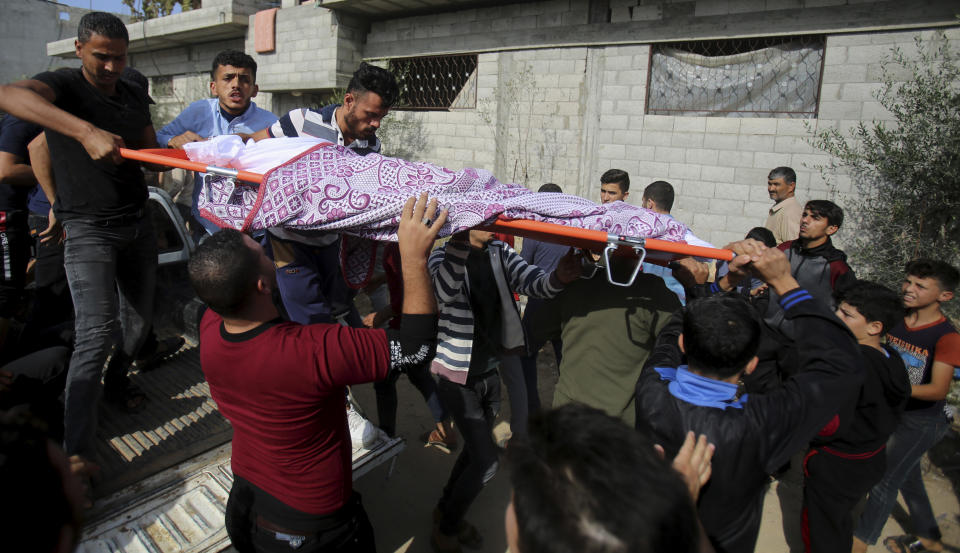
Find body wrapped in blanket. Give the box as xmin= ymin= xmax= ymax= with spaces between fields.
xmin=189 ymin=136 xmax=712 ymax=287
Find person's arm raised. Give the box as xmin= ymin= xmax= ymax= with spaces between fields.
xmin=0 ymin=81 xmax=124 ymax=164
xmin=398 ymin=192 xmax=447 ymax=315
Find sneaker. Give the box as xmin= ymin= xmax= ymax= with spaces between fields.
xmin=347 ymin=406 xmax=379 ymax=449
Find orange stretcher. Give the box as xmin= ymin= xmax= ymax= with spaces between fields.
xmin=123 ymin=148 xmax=734 ymax=285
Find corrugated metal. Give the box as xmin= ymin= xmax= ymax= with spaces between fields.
xmin=92 ymin=346 xmax=233 ymax=499
xmin=78 ymin=448 xmax=234 ymax=553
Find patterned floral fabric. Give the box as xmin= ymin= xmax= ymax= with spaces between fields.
xmin=196 ymin=143 xmax=691 ymax=287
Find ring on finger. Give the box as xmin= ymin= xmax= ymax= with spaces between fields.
xmin=421 ymin=217 xmax=432 ymax=226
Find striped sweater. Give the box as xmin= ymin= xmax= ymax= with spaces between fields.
xmin=429 ymin=240 xmax=564 ymax=384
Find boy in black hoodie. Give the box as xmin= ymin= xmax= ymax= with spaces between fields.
xmin=636 ymin=241 xmax=863 ymax=553
xmin=802 ymin=281 xmax=910 ymax=553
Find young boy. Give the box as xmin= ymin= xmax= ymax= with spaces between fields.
xmin=802 ymin=281 xmax=910 ymax=553
xmin=853 ymin=259 xmax=960 ymax=553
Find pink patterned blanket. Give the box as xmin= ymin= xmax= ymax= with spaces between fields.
xmin=196 ymin=143 xmax=691 ymax=287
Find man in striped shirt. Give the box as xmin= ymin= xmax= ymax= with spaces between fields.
xmin=244 ymin=63 xmax=399 ymax=325
xmin=428 ymin=229 xmax=580 ymax=552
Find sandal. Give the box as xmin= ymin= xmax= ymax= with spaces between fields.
xmin=103 ymin=379 xmax=148 ymax=413
xmin=884 ymin=535 xmax=930 ymax=553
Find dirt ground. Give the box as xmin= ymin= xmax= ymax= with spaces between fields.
xmin=346 ymin=345 xmax=960 ymax=553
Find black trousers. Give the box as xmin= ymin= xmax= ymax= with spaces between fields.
xmin=802 ymin=447 xmax=886 ymax=553
xmin=225 ymin=475 xmax=376 ymax=553
xmin=435 ymin=370 xmax=501 ymax=535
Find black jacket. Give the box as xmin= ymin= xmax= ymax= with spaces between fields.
xmin=635 ymin=290 xmax=863 ymax=553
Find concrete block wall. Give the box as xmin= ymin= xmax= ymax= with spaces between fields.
xmin=0 ymin=1 xmax=93 ymax=85
xmin=247 ymin=6 xmax=366 ymax=92
xmin=373 ymin=23 xmax=957 ymax=248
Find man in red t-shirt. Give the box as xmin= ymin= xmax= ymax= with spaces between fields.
xmin=188 ymin=194 xmax=445 ymax=553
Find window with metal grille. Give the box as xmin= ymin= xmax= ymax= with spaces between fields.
xmin=646 ymin=36 xmax=825 ymax=118
xmin=388 ymin=55 xmax=478 ymax=111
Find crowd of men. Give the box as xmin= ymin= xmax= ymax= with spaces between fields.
xmin=0 ymin=10 xmax=958 ymax=553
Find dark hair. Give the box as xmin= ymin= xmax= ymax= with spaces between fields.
xmin=904 ymin=259 xmax=960 ymax=293
xmin=600 ymin=169 xmax=630 ymax=193
xmin=508 ymin=404 xmax=699 ymax=553
xmin=187 ymin=229 xmax=261 ymax=317
xmin=642 ymin=181 xmax=674 ymax=212
xmin=768 ymin=166 xmax=796 ymax=184
xmin=77 ymin=12 xmax=128 ymax=43
xmin=682 ymin=295 xmax=761 ymax=378
xmin=836 ymin=281 xmax=905 ymax=335
xmin=347 ymin=62 xmax=400 ymax=108
xmin=211 ymin=49 xmax=258 ymax=81
xmin=0 ymin=407 xmax=77 ymax=553
xmin=804 ymin=200 xmax=844 ymax=230
xmin=538 ymin=182 xmax=562 ymax=193
xmin=745 ymin=227 xmax=777 ymax=248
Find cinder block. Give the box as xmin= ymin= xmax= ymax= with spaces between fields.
xmin=613 ymin=129 xmax=644 ymax=144
xmin=693 ymin=212 xmax=726 ymax=232
xmin=655 ymin=146 xmax=686 ymax=163
xmin=822 ymin=64 xmax=868 ymax=84
xmin=715 ymin=182 xmax=752 ymax=200
xmin=599 ymin=143 xmax=627 ymax=159
xmin=703 ymin=133 xmax=740 ymax=150
xmin=774 ymin=136 xmax=814 ymax=155
xmin=737 ymin=134 xmax=772 ymax=152
xmin=616 ymin=71 xmax=648 ymax=85
xmin=671 ymin=132 xmax=705 ymax=148
xmin=860 ymin=101 xmax=894 ymax=122
xmin=631 ymin=4 xmax=662 ymax=20
xmin=700 ymin=165 xmax=737 ymax=184
xmin=776 ymin=119 xmax=812 ymax=136
xmin=685 ymin=148 xmax=719 ymax=165
xmin=686 ymin=182 xmax=717 ymax=200
xmin=823 ymin=45 xmax=847 ymax=66
xmin=548 ymin=59 xmax=577 ymax=74
xmin=791 ymin=153 xmax=831 ymax=171
xmin=705 ymin=118 xmax=741 ymax=134
xmin=604 ymin=55 xmax=635 ymax=70
xmin=558 ymin=74 xmax=584 ymax=88
xmin=600 ymin=114 xmax=629 ymax=130
xmin=643 ymin=115 xmax=675 ymax=131
xmin=674 ymin=196 xmax=710 ymax=214
xmin=695 ymin=0 xmax=729 ymax=17
xmin=674 ymin=117 xmax=707 ymax=133
xmin=710 ymin=230 xmax=744 ymax=247
xmin=718 ymin=150 xmax=755 ymax=169
xmin=739 ymin=118 xmax=779 ymax=135
xmin=709 ymin=199 xmax=746 ymax=218
xmin=638 ymin=161 xmax=671 ymax=177
xmin=616 ymin=100 xmax=647 ymax=114
xmin=669 ymin=162 xmax=702 ymax=180
xmin=640 ymin=131 xmax=674 ymax=146
xmin=753 ymin=151 xmax=786 ymax=170
xmin=828 ymin=33 xmax=875 ymax=47
xmin=626 ymin=144 xmax=657 ymax=161
xmin=738 ymin=168 xmax=772 ymax=192
xmin=818 ymin=101 xmax=862 ymax=120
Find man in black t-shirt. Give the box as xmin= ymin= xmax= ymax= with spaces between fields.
xmin=0 ymin=12 xmax=167 ymax=461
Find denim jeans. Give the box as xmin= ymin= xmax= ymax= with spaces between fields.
xmin=854 ymin=412 xmax=950 ymax=544
xmin=373 ymin=361 xmax=446 ymax=437
xmin=61 ymin=217 xmax=157 ymax=456
xmin=435 ymin=370 xmax=501 ymax=535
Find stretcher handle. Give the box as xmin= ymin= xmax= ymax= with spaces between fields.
xmin=604 ymin=243 xmax=647 ymax=287
xmin=120 ymin=148 xmax=265 ymax=184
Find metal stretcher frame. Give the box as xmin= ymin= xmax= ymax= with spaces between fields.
xmin=124 ymin=148 xmax=735 ymax=286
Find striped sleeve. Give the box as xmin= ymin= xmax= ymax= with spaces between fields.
xmin=501 ymin=244 xmax=562 ymax=299
xmin=269 ymin=108 xmax=305 ymax=138
xmin=429 ymin=241 xmax=470 ymax=305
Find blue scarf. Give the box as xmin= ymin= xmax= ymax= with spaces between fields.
xmin=654 ymin=366 xmax=748 ymax=410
